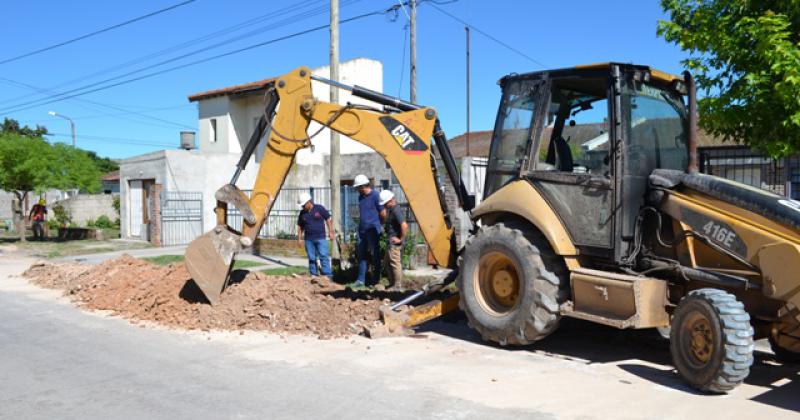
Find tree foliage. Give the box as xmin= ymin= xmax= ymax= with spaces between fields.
xmin=658 ymin=0 xmax=800 ymax=156
xmin=85 ymin=150 xmax=119 ymax=173
xmin=0 ymin=132 xmax=53 ymax=200
xmin=1 ymin=117 xmax=48 ymax=137
xmin=0 ymin=132 xmax=102 ymax=196
xmin=48 ymin=143 xmax=103 ymax=193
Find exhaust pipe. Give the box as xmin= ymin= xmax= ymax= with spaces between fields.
xmin=684 ymin=71 xmax=699 ymax=173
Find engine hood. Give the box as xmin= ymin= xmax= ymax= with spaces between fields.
xmin=650 ymin=169 xmax=800 ymax=230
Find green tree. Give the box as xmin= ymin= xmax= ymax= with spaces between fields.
xmin=658 ymin=1 xmax=800 ymax=156
xmin=85 ymin=150 xmax=119 ymax=173
xmin=0 ymin=133 xmax=55 ymax=240
xmin=1 ymin=117 xmax=48 ymax=137
xmin=48 ymin=143 xmax=102 ymax=194
xmin=0 ymin=133 xmax=102 ymax=240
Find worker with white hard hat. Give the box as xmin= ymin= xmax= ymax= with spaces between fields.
xmin=379 ymin=189 xmax=407 ymax=289
xmin=352 ymin=174 xmax=385 ymax=288
xmin=296 ymin=191 xmax=333 ymax=277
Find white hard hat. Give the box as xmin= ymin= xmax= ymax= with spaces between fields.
xmin=297 ymin=192 xmax=312 ymax=208
xmin=353 ymin=174 xmax=370 ymax=187
xmin=379 ymin=190 xmax=394 ymax=205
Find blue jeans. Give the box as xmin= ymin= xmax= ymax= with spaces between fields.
xmin=356 ymin=229 xmax=381 ymax=285
xmin=304 ymin=239 xmax=332 ymax=276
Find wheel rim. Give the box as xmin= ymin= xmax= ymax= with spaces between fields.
xmin=474 ymin=251 xmax=521 ymax=316
xmin=681 ymin=311 xmax=714 ymax=366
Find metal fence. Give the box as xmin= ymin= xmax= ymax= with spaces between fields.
xmin=226 ymin=185 xmax=418 ymax=241
xmin=699 ymin=146 xmax=800 ymax=198
xmin=161 ymin=191 xmax=203 ymax=246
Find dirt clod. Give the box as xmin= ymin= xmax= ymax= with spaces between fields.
xmin=23 ymin=255 xmax=382 ymax=339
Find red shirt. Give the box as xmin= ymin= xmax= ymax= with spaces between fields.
xmin=31 ymin=204 xmax=47 ymax=222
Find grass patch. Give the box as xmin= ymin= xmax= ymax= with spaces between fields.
xmin=142 ymin=255 xmax=185 ymax=266
xmin=262 ymin=266 xmax=307 ymax=276
xmin=233 ymin=259 xmax=263 ymax=269
xmin=142 ymin=254 xmax=265 ymax=269
xmin=0 ymin=234 xmax=151 ymax=258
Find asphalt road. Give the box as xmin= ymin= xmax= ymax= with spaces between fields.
xmin=1 ymin=256 xmax=798 ymax=419
xmin=0 ymin=274 xmax=536 ymax=419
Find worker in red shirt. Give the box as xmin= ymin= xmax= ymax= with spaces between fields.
xmin=29 ymin=198 xmax=48 ymax=241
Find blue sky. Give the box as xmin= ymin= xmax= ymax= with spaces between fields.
xmin=0 ymin=0 xmax=686 ymax=159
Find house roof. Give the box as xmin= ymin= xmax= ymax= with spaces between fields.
xmin=187 ymin=77 xmax=276 ymax=102
xmin=446 ymin=126 xmax=735 ymax=160
xmin=447 ymin=130 xmax=493 ymax=159
xmin=101 ymin=170 xmax=120 ymax=182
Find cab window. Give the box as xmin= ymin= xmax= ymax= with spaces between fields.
xmin=536 ymin=78 xmax=610 ymax=177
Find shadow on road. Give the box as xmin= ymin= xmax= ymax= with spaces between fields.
xmin=418 ymin=316 xmax=800 ymax=411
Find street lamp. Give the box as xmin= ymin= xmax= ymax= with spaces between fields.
xmin=48 ymin=111 xmax=76 ymax=147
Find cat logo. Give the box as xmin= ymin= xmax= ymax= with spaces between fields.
xmin=379 ymin=116 xmax=428 ymax=154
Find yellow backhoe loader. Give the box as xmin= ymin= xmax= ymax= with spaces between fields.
xmin=185 ymin=64 xmax=800 ymax=393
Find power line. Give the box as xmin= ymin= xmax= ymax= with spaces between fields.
xmin=426 ymin=2 xmax=547 ymax=68
xmin=0 ymin=1 xmax=362 ymax=115
xmin=0 ymin=5 xmax=396 ymax=115
xmin=0 ymin=0 xmax=331 ymax=106
xmin=0 ymin=0 xmax=197 ymax=66
xmin=0 ymin=77 xmax=195 ymax=129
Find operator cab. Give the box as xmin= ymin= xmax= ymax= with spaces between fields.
xmin=485 ymin=63 xmax=689 ymax=261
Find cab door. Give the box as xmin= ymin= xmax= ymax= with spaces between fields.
xmin=525 ymin=73 xmax=615 ymax=254
xmin=484 ymin=79 xmax=546 ymax=197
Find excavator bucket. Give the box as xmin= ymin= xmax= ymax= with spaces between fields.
xmin=185 ymin=228 xmax=241 ymax=305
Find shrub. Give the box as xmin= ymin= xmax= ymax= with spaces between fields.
xmin=47 ymin=220 xmax=60 ymax=231
xmin=87 ymin=219 xmax=96 ymax=227
xmin=276 ymin=231 xmax=297 ymax=240
xmin=52 ymin=203 xmax=71 ymax=227
xmin=95 ymin=215 xmax=113 ymax=229
xmin=112 ymin=195 xmax=121 ymax=216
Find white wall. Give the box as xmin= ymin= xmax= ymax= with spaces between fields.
xmin=195 ymin=58 xmax=383 ymax=164
xmin=54 ymin=194 xmax=116 ymax=227
xmin=197 ymin=96 xmax=237 ymax=154
xmin=298 ymin=57 xmax=384 ymax=165
xmin=119 ymin=151 xmax=167 ymax=238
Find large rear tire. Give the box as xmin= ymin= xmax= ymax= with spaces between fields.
xmin=457 ymin=222 xmax=566 ymax=346
xmin=670 ymin=288 xmax=754 ymax=393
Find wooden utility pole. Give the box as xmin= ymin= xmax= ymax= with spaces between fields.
xmin=410 ymin=0 xmax=417 ymax=103
xmin=330 ymin=0 xmax=341 ymax=259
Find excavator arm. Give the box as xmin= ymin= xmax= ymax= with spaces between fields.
xmin=185 ymin=66 xmax=467 ymax=304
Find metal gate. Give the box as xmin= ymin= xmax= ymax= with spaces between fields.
xmin=161 ymin=191 xmax=203 ymax=246
xmin=699 ymin=146 xmax=800 ymax=199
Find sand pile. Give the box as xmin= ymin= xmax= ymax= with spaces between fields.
xmin=22 ymin=255 xmax=383 ymax=338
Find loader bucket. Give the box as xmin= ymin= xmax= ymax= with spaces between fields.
xmin=185 ymin=229 xmax=239 ymax=305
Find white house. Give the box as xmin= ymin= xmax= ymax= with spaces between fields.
xmin=120 ymin=58 xmax=393 ymax=243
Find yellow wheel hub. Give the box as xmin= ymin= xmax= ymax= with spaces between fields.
xmin=686 ymin=313 xmax=714 ymax=363
xmin=474 ymin=251 xmax=521 ymax=315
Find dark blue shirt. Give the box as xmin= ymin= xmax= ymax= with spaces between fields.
xmin=358 ymin=189 xmax=384 ymax=234
xmin=297 ymin=204 xmax=330 ymax=241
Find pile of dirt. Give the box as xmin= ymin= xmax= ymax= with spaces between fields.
xmin=22 ymin=255 xmax=384 ymax=339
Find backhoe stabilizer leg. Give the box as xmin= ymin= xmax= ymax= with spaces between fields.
xmin=366 ymin=293 xmax=460 ymax=338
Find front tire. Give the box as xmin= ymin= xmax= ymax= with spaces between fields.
xmin=670 ymin=288 xmax=754 ymax=393
xmin=457 ymin=222 xmax=566 ymax=346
